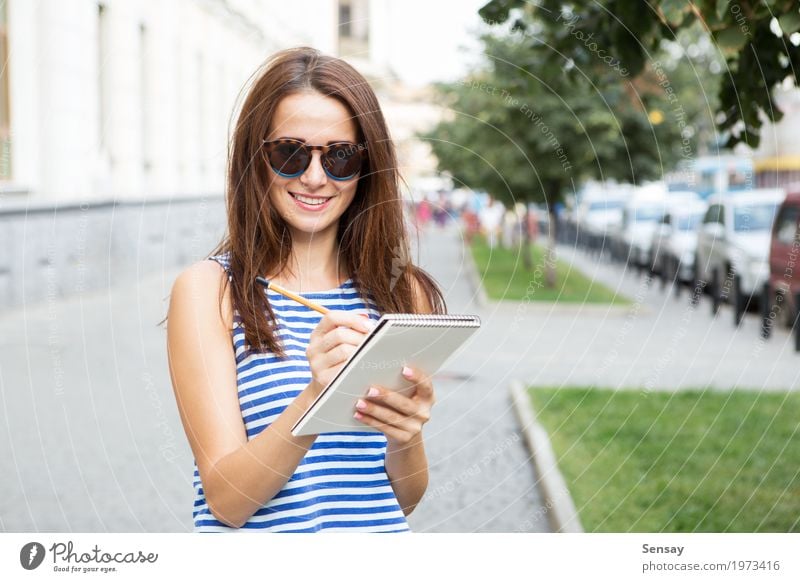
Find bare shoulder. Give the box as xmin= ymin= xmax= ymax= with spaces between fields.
xmin=169 ymin=258 xmax=234 ymax=329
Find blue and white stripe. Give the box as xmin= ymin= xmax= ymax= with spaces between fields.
xmin=192 ymin=253 xmax=410 ymax=532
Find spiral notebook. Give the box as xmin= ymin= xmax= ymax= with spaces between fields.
xmin=292 ymin=314 xmax=481 ymax=436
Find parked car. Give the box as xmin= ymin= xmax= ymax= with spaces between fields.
xmin=610 ymin=184 xmax=668 ymax=269
xmin=575 ymin=188 xmax=629 ymax=255
xmin=649 ymin=199 xmax=707 ymax=293
xmin=761 ymin=186 xmax=800 ymax=350
xmin=694 ymin=189 xmax=786 ymax=323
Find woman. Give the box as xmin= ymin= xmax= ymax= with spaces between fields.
xmin=166 ymin=46 xmax=446 ymax=532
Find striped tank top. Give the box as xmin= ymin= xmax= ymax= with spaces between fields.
xmin=192 ymin=253 xmax=410 ymax=532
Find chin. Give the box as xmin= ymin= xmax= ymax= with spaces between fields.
xmin=287 ymin=219 xmax=339 ymax=236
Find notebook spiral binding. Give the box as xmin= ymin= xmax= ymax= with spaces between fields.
xmin=383 ymin=314 xmax=481 ymax=327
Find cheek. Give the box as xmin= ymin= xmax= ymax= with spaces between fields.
xmin=335 ymin=183 xmax=360 ymax=214
xmin=267 ymin=178 xmax=290 ymax=204
xmin=339 ymin=182 xmax=358 ymax=203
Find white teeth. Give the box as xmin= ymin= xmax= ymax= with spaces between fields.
xmin=291 ymin=193 xmax=330 ymax=206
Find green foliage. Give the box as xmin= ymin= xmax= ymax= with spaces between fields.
xmin=422 ymin=12 xmax=719 ymax=208
xmin=479 ymin=0 xmax=800 ymax=148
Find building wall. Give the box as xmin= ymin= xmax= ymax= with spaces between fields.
xmin=0 ymin=0 xmax=338 ymax=311
xmin=0 ymin=196 xmax=227 ymax=309
xmin=2 ymin=0 xmax=337 ymax=203
xmin=0 ymin=0 xmax=443 ymax=312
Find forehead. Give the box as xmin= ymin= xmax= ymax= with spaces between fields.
xmin=268 ymin=91 xmax=358 ymax=143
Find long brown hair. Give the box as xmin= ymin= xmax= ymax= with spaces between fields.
xmin=211 ymin=46 xmax=445 ymax=357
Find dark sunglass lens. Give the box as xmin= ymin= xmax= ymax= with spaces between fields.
xmin=324 ymin=144 xmax=363 ymax=179
xmin=270 ymin=142 xmax=308 ymax=176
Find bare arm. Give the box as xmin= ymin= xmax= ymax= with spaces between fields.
xmin=166 ymin=261 xmax=371 ymax=527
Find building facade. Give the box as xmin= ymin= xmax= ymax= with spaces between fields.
xmin=0 ymin=0 xmax=447 ymax=310
xmin=1 ymin=0 xmax=342 ymax=203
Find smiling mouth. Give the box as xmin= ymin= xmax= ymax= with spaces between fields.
xmin=289 ymin=192 xmax=334 ymax=206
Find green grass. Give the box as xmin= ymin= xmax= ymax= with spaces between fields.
xmin=470 ymin=235 xmax=627 ymax=304
xmin=529 ymin=387 xmax=800 ymax=532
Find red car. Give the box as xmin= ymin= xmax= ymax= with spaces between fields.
xmin=761 ymin=186 xmax=800 ymax=351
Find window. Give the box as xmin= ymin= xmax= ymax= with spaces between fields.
xmin=0 ymin=0 xmax=11 ymax=180
xmin=588 ymin=200 xmax=624 ymax=211
xmin=675 ymin=213 xmax=703 ymax=231
xmin=140 ymin=23 xmax=150 ymax=173
xmin=704 ymin=204 xmax=722 ymax=225
xmin=632 ymin=205 xmax=663 ymax=222
xmin=699 ymin=170 xmax=715 ymax=193
xmin=339 ymin=3 xmax=352 ymax=37
xmin=733 ymin=203 xmax=778 ymax=233
xmin=338 ymin=0 xmax=368 ymax=56
xmin=98 ymin=4 xmax=108 ymax=152
xmin=775 ymin=205 xmax=800 ymax=245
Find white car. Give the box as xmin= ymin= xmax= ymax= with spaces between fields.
xmin=649 ymin=199 xmax=707 ymax=290
xmin=612 ymin=185 xmax=668 ymax=269
xmin=573 ymin=184 xmax=631 ymax=251
xmin=576 ymin=193 xmax=627 ymax=253
xmin=578 ymin=197 xmax=626 ymax=235
xmin=694 ymin=189 xmax=786 ymax=320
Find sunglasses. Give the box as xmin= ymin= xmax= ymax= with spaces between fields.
xmin=262 ymin=138 xmax=368 ymax=181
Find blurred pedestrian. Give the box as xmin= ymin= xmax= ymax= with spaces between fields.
xmin=416 ymin=198 xmax=432 ymax=230
xmin=434 ymin=191 xmax=450 ymax=228
xmin=462 ymin=207 xmax=480 ymax=243
xmin=479 ymin=196 xmax=504 ymax=248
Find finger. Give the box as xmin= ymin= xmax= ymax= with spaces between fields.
xmin=313 ymin=311 xmax=375 ymax=337
xmin=365 ymin=385 xmax=430 ymax=421
xmin=353 ymin=411 xmax=412 ymax=443
xmin=320 ymin=326 xmax=368 ymax=353
xmin=321 ymin=343 xmax=357 ymax=369
xmin=355 ymin=398 xmax=418 ymax=432
xmin=401 ymin=366 xmax=434 ymax=400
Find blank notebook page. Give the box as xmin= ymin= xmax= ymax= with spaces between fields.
xmin=292 ymin=314 xmax=481 ymax=436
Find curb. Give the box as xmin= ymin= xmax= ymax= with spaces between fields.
xmin=461 ymin=235 xmax=489 ymax=308
xmin=509 ymin=379 xmax=584 ymax=533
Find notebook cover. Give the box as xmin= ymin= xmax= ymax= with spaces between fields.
xmin=291 ymin=314 xmax=480 ymax=436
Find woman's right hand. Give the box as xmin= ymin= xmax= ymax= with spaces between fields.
xmin=306 ymin=311 xmax=375 ymax=390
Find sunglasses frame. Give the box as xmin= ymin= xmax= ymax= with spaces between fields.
xmin=261 ymin=138 xmax=368 ymax=182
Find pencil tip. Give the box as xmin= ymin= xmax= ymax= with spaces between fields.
xmin=255 ymin=276 xmax=270 ymax=288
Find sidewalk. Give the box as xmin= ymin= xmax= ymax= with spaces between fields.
xmin=406 ymin=224 xmax=551 ymax=532
xmin=0 ymin=267 xmax=188 ymax=532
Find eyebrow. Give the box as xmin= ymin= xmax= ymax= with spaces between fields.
xmin=279 ymin=136 xmax=355 ymax=145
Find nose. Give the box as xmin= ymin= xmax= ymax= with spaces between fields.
xmin=299 ymin=151 xmax=327 ymax=189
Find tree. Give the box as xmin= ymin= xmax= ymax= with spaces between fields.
xmin=422 ymin=23 xmax=713 ymax=282
xmin=478 ymin=0 xmax=800 ymax=148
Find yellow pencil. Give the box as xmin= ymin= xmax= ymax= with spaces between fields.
xmin=255 ymin=276 xmax=330 ymax=314
xmin=255 ymin=277 xmax=370 ymax=321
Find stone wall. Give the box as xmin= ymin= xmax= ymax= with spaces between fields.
xmin=0 ymin=195 xmax=227 ymax=311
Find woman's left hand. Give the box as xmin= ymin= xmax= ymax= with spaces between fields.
xmin=353 ymin=366 xmax=435 ymax=446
